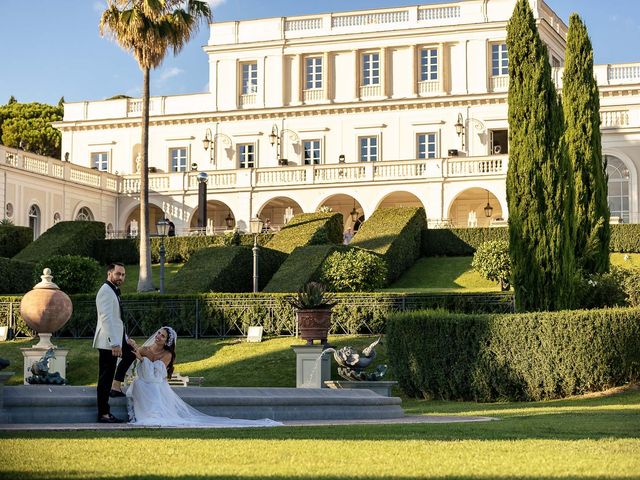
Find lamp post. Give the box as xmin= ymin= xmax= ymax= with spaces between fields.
xmin=249 ymin=217 xmax=263 ymax=293
xmin=484 ymin=190 xmax=494 ymax=218
xmin=454 ymin=112 xmax=465 ymax=150
xmin=156 ymin=219 xmax=169 ymax=294
xmin=350 ymin=200 xmax=360 ymax=223
xmin=269 ymin=124 xmax=281 ymax=163
xmin=202 ymin=128 xmax=232 ymax=166
xmin=225 ymin=211 xmax=235 ymax=229
xmin=197 ymin=172 xmax=208 ymax=234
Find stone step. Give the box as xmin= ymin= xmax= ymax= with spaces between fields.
xmin=1 ymin=385 xmax=404 ymax=423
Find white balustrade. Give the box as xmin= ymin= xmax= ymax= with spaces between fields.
xmin=490 ymin=75 xmax=509 ymax=91
xmin=600 ymin=110 xmax=629 ymax=128
xmin=418 ymin=80 xmax=439 ymax=95
xmin=373 ymin=161 xmax=428 ymax=180
xmin=313 ymin=165 xmax=367 ymax=183
xmin=4 ymin=151 xmax=18 ymax=167
xmin=51 ymin=164 xmax=64 ymax=178
xmin=303 ymin=89 xmax=324 ymax=102
xmin=418 ymin=6 xmax=460 ymax=21
xmin=360 ymin=84 xmax=382 ymax=98
xmin=23 ymin=156 xmax=49 ymax=175
xmin=332 ymin=10 xmax=408 ymax=28
xmin=70 ymin=167 xmax=102 ymax=187
xmin=256 ymin=168 xmax=307 ymax=186
xmin=608 ymin=63 xmax=640 ymax=84
xmin=239 ymin=94 xmax=256 ymax=107
xmin=187 ymin=172 xmax=237 ymax=189
xmin=285 ymin=18 xmax=322 ymax=31
xmin=445 ymin=156 xmax=506 ymax=177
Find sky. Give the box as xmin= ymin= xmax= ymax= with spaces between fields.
xmin=0 ymin=0 xmax=638 ymax=105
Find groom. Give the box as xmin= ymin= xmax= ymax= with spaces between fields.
xmin=93 ymin=262 xmax=136 ymax=423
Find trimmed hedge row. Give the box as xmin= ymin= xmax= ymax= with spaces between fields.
xmin=351 ymin=207 xmax=427 ymax=283
xmin=14 ymin=221 xmax=105 ymax=263
xmin=263 ymin=244 xmax=339 ymax=292
xmin=387 ymin=308 xmax=640 ymax=402
xmin=170 ymin=245 xmax=286 ymax=293
xmin=266 ymin=212 xmax=342 ymax=254
xmin=93 ymin=232 xmax=275 ymax=265
xmin=609 ymin=224 xmax=640 ymax=252
xmin=423 ymin=227 xmax=509 ymax=256
xmin=0 ymin=258 xmax=36 ymax=294
xmin=0 ymin=226 xmax=32 ymax=257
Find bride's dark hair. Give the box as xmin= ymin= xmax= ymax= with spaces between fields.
xmin=161 ymin=328 xmax=176 ymax=379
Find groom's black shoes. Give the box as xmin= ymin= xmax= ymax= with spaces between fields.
xmin=109 ymin=389 xmax=126 ymax=398
xmin=97 ymin=414 xmax=124 ymax=423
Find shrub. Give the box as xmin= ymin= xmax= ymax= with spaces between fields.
xmin=471 ymin=240 xmax=511 ymax=290
xmin=423 ymin=227 xmax=509 ymax=256
xmin=575 ymin=267 xmax=628 ymax=309
xmin=609 ymin=224 xmax=640 ymax=252
xmin=320 ymin=247 xmax=387 ymax=292
xmin=0 ymin=226 xmax=33 ymax=257
xmin=0 ymin=258 xmax=36 ymax=294
xmin=266 ymin=212 xmax=342 ymax=254
xmin=14 ymin=221 xmax=105 ymax=263
xmin=619 ymin=268 xmax=640 ymax=307
xmin=386 ymin=308 xmax=640 ymax=402
xmin=350 ymin=207 xmax=427 ymax=284
xmin=33 ymin=255 xmax=102 ymax=294
xmin=263 ymin=244 xmax=337 ymax=293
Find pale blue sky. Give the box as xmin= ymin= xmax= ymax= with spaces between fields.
xmin=0 ymin=0 xmax=638 ymax=104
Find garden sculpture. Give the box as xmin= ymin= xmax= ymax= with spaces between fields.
xmin=27 ymin=348 xmax=66 ymax=385
xmin=324 ymin=336 xmax=388 ymax=381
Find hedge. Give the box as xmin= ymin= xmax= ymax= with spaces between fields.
xmin=350 ymin=207 xmax=427 ymax=284
xmin=170 ymin=245 xmax=286 ymax=293
xmin=0 ymin=258 xmax=36 ymax=294
xmin=609 ymin=224 xmax=640 ymax=252
xmin=0 ymin=226 xmax=32 ymax=257
xmin=386 ymin=308 xmax=640 ymax=402
xmin=263 ymin=244 xmax=339 ymax=292
xmin=92 ymin=232 xmax=275 ymax=265
xmin=14 ymin=221 xmax=105 ymax=263
xmin=266 ymin=212 xmax=342 ymax=254
xmin=423 ymin=227 xmax=509 ymax=256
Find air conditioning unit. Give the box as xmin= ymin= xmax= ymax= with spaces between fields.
xmin=448 ymin=149 xmax=459 ymax=157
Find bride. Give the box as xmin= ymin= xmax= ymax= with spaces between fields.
xmin=126 ymin=326 xmax=281 ymax=428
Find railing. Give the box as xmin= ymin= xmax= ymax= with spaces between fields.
xmin=360 ymin=84 xmax=382 ymax=98
xmin=187 ymin=171 xmax=237 ymax=189
xmin=332 ymin=10 xmax=409 ymax=27
xmin=285 ymin=18 xmax=322 ymax=31
xmin=0 ymin=145 xmax=119 ymax=192
xmin=127 ymin=99 xmax=156 ymax=115
xmin=256 ymin=168 xmax=307 ymax=186
xmin=418 ymin=5 xmax=460 ymax=21
xmin=303 ymin=89 xmax=324 ymax=102
xmin=374 ymin=161 xmax=428 ymax=179
xmin=239 ymin=93 xmax=256 ymax=107
xmin=601 ymin=110 xmax=629 ymax=128
xmin=446 ymin=156 xmax=506 ymax=177
xmin=608 ymin=63 xmax=640 ymax=84
xmin=418 ymin=80 xmax=439 ymax=95
xmin=490 ymin=75 xmax=509 ymax=91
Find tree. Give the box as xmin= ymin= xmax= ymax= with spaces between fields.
xmin=562 ymin=14 xmax=610 ymax=275
xmin=471 ymin=240 xmax=511 ymax=291
xmin=0 ymin=101 xmax=63 ymax=157
xmin=506 ymin=0 xmax=576 ymax=311
xmin=100 ymin=0 xmax=212 ymax=292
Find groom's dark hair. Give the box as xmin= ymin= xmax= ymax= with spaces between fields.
xmin=106 ymin=262 xmax=125 ymax=272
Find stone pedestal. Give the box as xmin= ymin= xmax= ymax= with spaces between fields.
xmin=21 ymin=347 xmax=69 ymax=385
xmin=324 ymin=380 xmax=398 ymax=397
xmin=292 ymin=345 xmax=331 ymax=388
xmin=0 ymin=371 xmax=13 ymax=423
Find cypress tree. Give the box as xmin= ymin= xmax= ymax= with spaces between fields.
xmin=506 ymin=0 xmax=575 ymax=311
xmin=562 ymin=14 xmax=610 ymax=274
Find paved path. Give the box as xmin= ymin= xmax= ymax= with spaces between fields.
xmin=0 ymin=415 xmax=497 ymax=431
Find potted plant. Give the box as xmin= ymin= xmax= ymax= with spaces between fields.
xmin=288 ymin=282 xmax=337 ymax=346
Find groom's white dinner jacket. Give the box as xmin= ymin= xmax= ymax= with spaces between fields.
xmin=93 ymin=282 xmax=123 ymax=349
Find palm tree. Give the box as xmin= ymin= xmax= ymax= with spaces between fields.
xmin=100 ymin=0 xmax=212 ymax=292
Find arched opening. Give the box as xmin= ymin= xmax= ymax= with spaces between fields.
xmin=448 ymin=188 xmax=503 ymax=228
xmin=28 ymin=204 xmax=41 ymax=239
xmin=606 ymin=155 xmax=630 ymax=223
xmin=75 ymin=207 xmax=94 ymax=221
xmin=189 ymin=200 xmax=238 ymax=234
xmin=125 ymin=204 xmax=165 ymax=237
xmin=256 ymin=197 xmax=303 ymax=231
xmin=317 ymin=194 xmax=363 ymax=231
xmin=376 ymin=191 xmax=425 ymax=210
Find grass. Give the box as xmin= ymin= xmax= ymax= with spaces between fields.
xmin=119 ymin=263 xmax=183 ymax=294
xmin=382 ymin=256 xmax=498 ymax=293
xmin=611 ymin=252 xmax=640 ymax=269
xmin=0 ymin=387 xmax=638 ymax=479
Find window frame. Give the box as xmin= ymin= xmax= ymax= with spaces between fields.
xmin=361 ymin=52 xmax=380 ymax=86
xmin=416 ymin=132 xmax=438 ymax=159
xmin=304 ymin=56 xmax=323 ymax=90
xmin=238 ymin=143 xmax=256 ymax=169
xmin=91 ymin=151 xmax=109 ymax=171
xmin=606 ymin=155 xmax=631 ymax=223
xmin=241 ymin=62 xmax=258 ymax=95
xmin=491 ymin=43 xmax=509 ymax=76
xmin=169 ymin=147 xmax=188 ymax=172
xmin=302 ymin=139 xmax=322 ymax=165
xmin=419 ymin=47 xmax=439 ymax=82
xmin=359 ymin=135 xmax=379 ymax=162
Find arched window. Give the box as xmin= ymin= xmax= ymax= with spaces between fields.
xmin=75 ymin=207 xmax=94 ymax=221
xmin=606 ymin=155 xmax=630 ymax=223
xmin=28 ymin=204 xmax=41 ymax=239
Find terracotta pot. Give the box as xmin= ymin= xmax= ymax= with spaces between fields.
xmin=296 ymin=308 xmax=332 ymax=345
xmin=19 ymin=269 xmax=73 ymax=334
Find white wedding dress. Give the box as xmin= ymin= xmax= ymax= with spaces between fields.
xmin=126 ymin=357 xmax=281 ymax=428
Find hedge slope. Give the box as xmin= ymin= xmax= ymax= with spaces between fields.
xmin=266 ymin=212 xmax=342 ymax=254
xmin=14 ymin=221 xmax=105 ymax=264
xmin=0 ymin=226 xmax=32 ymax=258
xmin=0 ymin=257 xmax=36 ymax=294
xmin=263 ymin=244 xmax=338 ymax=292
xmin=350 ymin=207 xmax=426 ymax=283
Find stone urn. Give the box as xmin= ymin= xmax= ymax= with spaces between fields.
xmin=20 ymin=268 xmax=73 ymax=348
xmin=296 ymin=309 xmax=333 ymax=346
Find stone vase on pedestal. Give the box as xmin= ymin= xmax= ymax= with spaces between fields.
xmin=19 ymin=269 xmax=73 ymax=384
xmin=296 ymin=309 xmax=332 ymax=346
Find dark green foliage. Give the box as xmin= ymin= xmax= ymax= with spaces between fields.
xmin=575 ymin=267 xmax=628 ymax=309
xmin=609 ymin=224 xmax=640 ymax=252
xmin=563 ymin=14 xmax=610 ymax=274
xmin=169 ymin=245 xmax=283 ymax=293
xmin=620 ymin=269 xmax=640 ymax=307
xmin=266 ymin=212 xmax=342 ymax=254
xmin=386 ymin=308 xmax=640 ymax=401
xmin=263 ymin=244 xmax=337 ymax=293
xmin=506 ymin=0 xmax=576 ymax=311
xmin=286 ymin=281 xmax=337 ymax=310
xmin=0 ymin=226 xmax=33 ymax=257
xmin=14 ymin=221 xmax=105 ymax=264
xmin=0 ymin=258 xmax=36 ymax=294
xmin=422 ymin=227 xmax=509 ymax=256
xmin=350 ymin=207 xmax=427 ymax=284
xmin=33 ymin=255 xmax=102 ymax=295
xmin=0 ymin=100 xmax=63 ymax=157
xmin=471 ymin=240 xmax=511 ymax=290
xmin=320 ymin=247 xmax=387 ymax=292
xmin=92 ymin=233 xmax=274 ymax=265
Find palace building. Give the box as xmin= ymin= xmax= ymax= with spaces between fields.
xmin=2 ymin=0 xmax=639 ymax=238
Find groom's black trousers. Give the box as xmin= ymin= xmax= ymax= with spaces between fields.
xmin=97 ymin=337 xmax=135 ymax=417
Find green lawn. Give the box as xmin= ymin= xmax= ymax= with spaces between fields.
xmin=0 ymin=387 xmax=638 ymax=479
xmin=119 ymin=263 xmax=184 ymax=294
xmin=611 ymin=252 xmax=640 ymax=269
xmin=382 ymin=256 xmax=499 ymax=293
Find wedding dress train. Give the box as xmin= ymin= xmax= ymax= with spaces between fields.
xmin=126 ymin=357 xmax=281 ymax=428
